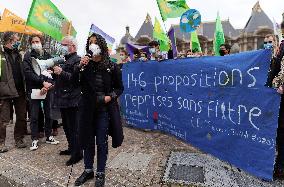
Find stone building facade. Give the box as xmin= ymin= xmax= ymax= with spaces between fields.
xmin=119 ymin=1 xmax=280 ymax=55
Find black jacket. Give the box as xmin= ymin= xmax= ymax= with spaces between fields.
xmin=266 ymin=56 xmax=280 ymax=87
xmin=53 ymin=52 xmax=81 ymax=108
xmin=276 ymin=40 xmax=284 ymax=65
xmin=266 ymin=41 xmax=284 ymax=87
xmin=23 ymin=49 xmax=52 ymax=93
xmin=74 ymin=60 xmax=124 ymax=148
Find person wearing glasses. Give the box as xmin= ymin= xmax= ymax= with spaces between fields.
xmin=52 ymin=36 xmax=83 ymax=166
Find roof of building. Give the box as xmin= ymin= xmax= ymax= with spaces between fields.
xmin=120 ymin=26 xmax=135 ymax=46
xmin=198 ymin=20 xmax=240 ymax=39
xmin=170 ymin=20 xmax=240 ymax=41
xmin=134 ymin=13 xmax=153 ymax=41
xmin=243 ymin=1 xmax=273 ymax=33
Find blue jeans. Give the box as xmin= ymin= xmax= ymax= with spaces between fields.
xmin=84 ymin=112 xmax=109 ymax=173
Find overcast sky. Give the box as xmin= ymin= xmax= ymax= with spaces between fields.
xmin=0 ymin=0 xmax=283 ymax=54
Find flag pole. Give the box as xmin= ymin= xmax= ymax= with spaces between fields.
xmin=67 ymin=21 xmax=72 ymax=36
xmin=162 ymin=20 xmax=168 ymax=35
xmin=19 ymin=23 xmax=27 ymax=43
xmin=190 ymin=32 xmax=192 ymax=51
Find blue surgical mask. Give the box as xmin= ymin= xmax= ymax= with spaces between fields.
xmin=263 ymin=41 xmax=273 ymax=49
xmin=140 ymin=57 xmax=147 ymax=61
xmin=12 ymin=41 xmax=21 ymax=49
xmin=60 ymin=46 xmax=69 ymax=55
xmin=149 ymin=48 xmax=156 ymax=54
xmin=264 ymin=43 xmax=273 ymax=50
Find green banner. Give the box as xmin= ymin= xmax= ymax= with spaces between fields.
xmin=156 ymin=0 xmax=189 ymax=21
xmin=213 ymin=12 xmax=225 ymax=56
xmin=26 ymin=0 xmax=76 ymax=41
xmin=153 ymin=17 xmax=170 ymax=51
xmin=191 ymin=31 xmax=201 ymax=52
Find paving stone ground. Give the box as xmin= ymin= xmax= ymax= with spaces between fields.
xmin=0 ymin=122 xmax=284 ymax=187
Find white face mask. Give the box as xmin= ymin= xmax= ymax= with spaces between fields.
xmin=32 ymin=43 xmax=42 ymax=51
xmin=89 ymin=44 xmax=101 ymax=56
xmin=120 ymin=55 xmax=126 ymax=60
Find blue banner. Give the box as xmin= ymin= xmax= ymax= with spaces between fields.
xmin=120 ymin=49 xmax=280 ymax=180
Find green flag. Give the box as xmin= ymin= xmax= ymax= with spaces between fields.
xmin=191 ymin=31 xmax=201 ymax=52
xmin=213 ymin=12 xmax=225 ymax=56
xmin=26 ymin=0 xmax=76 ymax=41
xmin=153 ymin=17 xmax=170 ymax=51
xmin=156 ymin=0 xmax=189 ymax=21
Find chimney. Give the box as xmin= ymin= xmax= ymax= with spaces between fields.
xmin=126 ymin=26 xmax=130 ymax=35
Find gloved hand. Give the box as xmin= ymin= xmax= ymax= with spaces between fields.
xmin=52 ymin=56 xmax=65 ymax=65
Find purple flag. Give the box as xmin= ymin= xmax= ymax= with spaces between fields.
xmin=126 ymin=43 xmax=149 ymax=60
xmin=168 ymin=27 xmax=178 ymax=58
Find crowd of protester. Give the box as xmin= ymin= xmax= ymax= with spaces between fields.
xmin=0 ymin=19 xmax=284 ymax=186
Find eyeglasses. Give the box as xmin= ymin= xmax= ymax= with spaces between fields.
xmin=264 ymin=41 xmax=273 ymax=44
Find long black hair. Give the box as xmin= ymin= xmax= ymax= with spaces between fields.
xmin=86 ymin=33 xmax=112 ymax=70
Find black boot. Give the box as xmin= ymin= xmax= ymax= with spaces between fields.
xmin=74 ymin=171 xmax=94 ymax=186
xmin=95 ymin=172 xmax=105 ymax=187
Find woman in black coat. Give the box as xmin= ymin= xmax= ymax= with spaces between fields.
xmin=73 ymin=33 xmax=124 ymax=187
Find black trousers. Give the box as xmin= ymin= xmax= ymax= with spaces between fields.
xmin=38 ymin=109 xmax=58 ymax=133
xmin=61 ymin=107 xmax=81 ymax=158
xmin=38 ymin=106 xmax=45 ymax=132
xmin=276 ymin=96 xmax=284 ymax=170
xmin=29 ymin=93 xmax=52 ymax=140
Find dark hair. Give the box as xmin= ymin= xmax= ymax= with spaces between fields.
xmin=133 ymin=48 xmax=140 ymax=59
xmin=148 ymin=40 xmax=159 ymax=47
xmin=120 ymin=49 xmax=128 ymax=56
xmin=29 ymin=34 xmax=44 ymax=45
xmin=86 ymin=33 xmax=111 ymax=70
xmin=186 ymin=49 xmax=192 ymax=54
xmin=220 ymin=44 xmax=231 ymax=51
xmin=2 ymin=32 xmax=16 ymax=45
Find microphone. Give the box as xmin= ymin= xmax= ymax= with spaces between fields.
xmin=85 ymin=50 xmax=93 ymax=58
xmin=80 ymin=50 xmax=93 ymax=71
